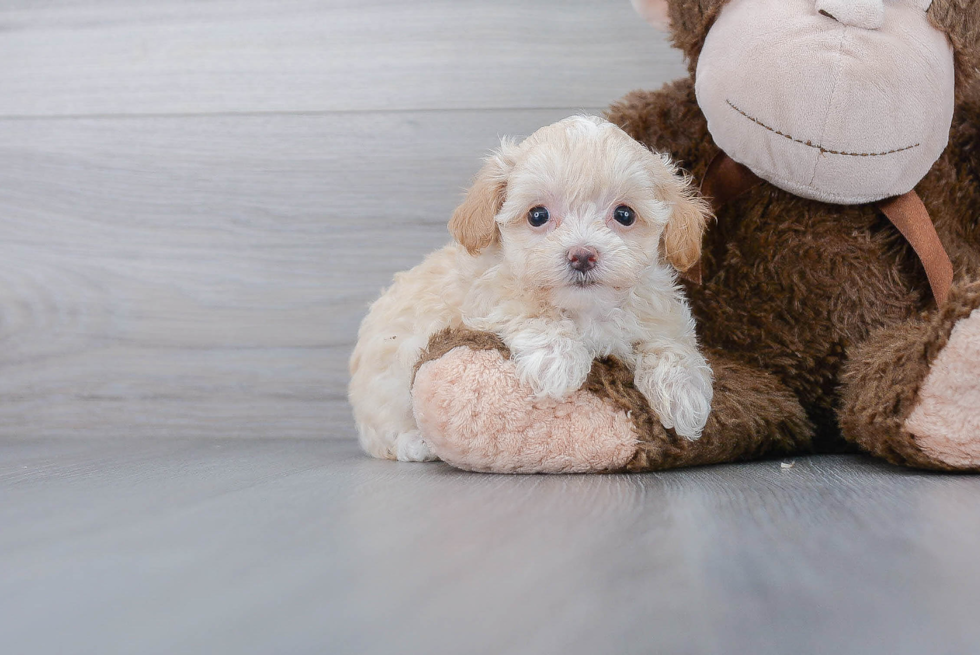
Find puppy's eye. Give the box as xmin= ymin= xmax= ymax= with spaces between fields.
xmin=527 ymin=206 xmax=550 ymax=227
xmin=613 ymin=205 xmax=636 ymax=226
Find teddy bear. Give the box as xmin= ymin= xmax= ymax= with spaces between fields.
xmin=409 ymin=0 xmax=980 ymax=474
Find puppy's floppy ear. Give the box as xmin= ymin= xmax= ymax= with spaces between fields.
xmin=655 ymin=157 xmax=712 ymax=273
xmin=450 ymin=139 xmax=519 ymax=255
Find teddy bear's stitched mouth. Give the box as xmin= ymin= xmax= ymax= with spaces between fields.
xmin=726 ymin=99 xmax=920 ymax=158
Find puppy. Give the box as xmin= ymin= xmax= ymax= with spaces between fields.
xmin=349 ymin=115 xmax=713 ymax=461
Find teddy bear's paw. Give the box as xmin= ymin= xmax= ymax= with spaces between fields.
xmin=905 ymin=309 xmax=980 ymax=468
xmin=411 ymin=346 xmax=638 ymax=473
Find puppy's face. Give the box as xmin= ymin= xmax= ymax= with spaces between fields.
xmin=450 ymin=116 xmax=709 ymax=308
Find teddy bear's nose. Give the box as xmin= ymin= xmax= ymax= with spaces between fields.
xmin=567 ymin=246 xmax=598 ymax=272
xmin=815 ymin=0 xmax=884 ymax=29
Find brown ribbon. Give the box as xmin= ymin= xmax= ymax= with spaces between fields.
xmin=701 ymin=150 xmax=762 ymax=211
xmin=695 ymin=150 xmax=952 ymax=305
xmin=877 ymin=190 xmax=952 ymax=306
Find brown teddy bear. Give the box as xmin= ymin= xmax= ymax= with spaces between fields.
xmin=409 ymin=0 xmax=980 ymax=473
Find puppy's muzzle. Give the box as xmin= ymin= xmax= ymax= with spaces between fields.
xmin=567 ymin=246 xmax=598 ymax=273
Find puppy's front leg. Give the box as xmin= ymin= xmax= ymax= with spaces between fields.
xmin=634 ymin=344 xmax=713 ymax=439
xmin=505 ymin=318 xmax=593 ymax=400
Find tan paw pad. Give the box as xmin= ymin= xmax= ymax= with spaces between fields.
xmin=412 ymin=347 xmax=638 ymax=474
xmin=906 ymin=309 xmax=980 ymax=468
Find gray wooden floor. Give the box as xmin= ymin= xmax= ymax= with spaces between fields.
xmin=5 ymin=439 xmax=980 ymax=655
xmin=2 ymin=2 xmax=979 ymax=653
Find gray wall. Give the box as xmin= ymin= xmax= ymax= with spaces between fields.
xmin=0 ymin=0 xmax=685 ymax=440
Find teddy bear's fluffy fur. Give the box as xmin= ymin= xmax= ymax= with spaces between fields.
xmin=607 ymin=60 xmax=980 ymax=461
xmin=407 ymin=0 xmax=980 ymax=472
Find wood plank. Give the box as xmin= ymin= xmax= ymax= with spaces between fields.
xmin=0 ymin=108 xmax=581 ymax=438
xmin=0 ymin=0 xmax=685 ymax=117
xmin=2 ymin=440 xmax=980 ymax=655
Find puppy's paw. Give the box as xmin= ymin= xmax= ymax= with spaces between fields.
xmin=510 ymin=335 xmax=592 ymax=401
xmin=636 ymin=361 xmax=713 ymax=439
xmin=394 ymin=430 xmax=438 ymax=462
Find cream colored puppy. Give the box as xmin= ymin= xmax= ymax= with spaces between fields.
xmin=350 ymin=115 xmax=713 ymax=461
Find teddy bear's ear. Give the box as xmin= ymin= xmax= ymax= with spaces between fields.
xmin=449 ymin=140 xmax=518 ymax=255
xmin=630 ymin=0 xmax=671 ymax=30
xmin=648 ymin=0 xmax=731 ymax=75
xmin=928 ymin=0 xmax=980 ymax=89
xmin=656 ymin=160 xmax=712 ymax=273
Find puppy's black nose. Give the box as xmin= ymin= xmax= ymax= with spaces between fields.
xmin=567 ymin=246 xmax=598 ymax=272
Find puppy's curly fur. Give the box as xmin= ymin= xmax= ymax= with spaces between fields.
xmin=349 ymin=116 xmax=713 ymax=461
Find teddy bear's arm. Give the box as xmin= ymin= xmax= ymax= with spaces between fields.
xmin=614 ymin=348 xmax=813 ymax=471
xmin=411 ymin=328 xmax=815 ymax=474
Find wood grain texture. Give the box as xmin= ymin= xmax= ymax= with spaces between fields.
xmin=0 ymin=0 xmax=684 ymax=117
xmin=0 ymin=108 xmax=580 ymax=437
xmin=3 ymin=440 xmax=980 ymax=655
